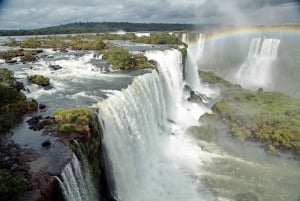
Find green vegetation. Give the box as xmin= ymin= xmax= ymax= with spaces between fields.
xmin=199 ymin=70 xmax=300 ymax=156
xmin=134 ymin=32 xmax=181 ymax=44
xmin=20 ymin=37 xmax=41 ymax=48
xmin=0 ymin=49 xmax=40 ymax=63
xmin=54 ymin=108 xmax=92 ymax=134
xmin=199 ymin=71 xmax=240 ymax=88
xmin=0 ymin=22 xmax=195 ymax=36
xmin=0 ymin=169 xmax=28 ymax=201
xmin=0 ymin=68 xmax=37 ymax=135
xmin=27 ymin=75 xmax=50 ymax=87
xmin=102 ymin=47 xmax=154 ymax=69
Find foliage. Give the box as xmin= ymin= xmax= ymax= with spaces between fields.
xmin=0 ymin=49 xmax=40 ymax=63
xmin=134 ymin=32 xmax=181 ymax=44
xmin=0 ymin=68 xmax=37 ymax=135
xmin=21 ymin=37 xmax=40 ymax=48
xmin=27 ymin=75 xmax=50 ymax=87
xmin=0 ymin=169 xmax=28 ymax=201
xmin=102 ymin=47 xmax=153 ymax=69
xmin=199 ymin=71 xmax=240 ymax=88
xmin=200 ymin=71 xmax=300 ymax=155
xmin=54 ymin=108 xmax=92 ymax=133
xmin=0 ymin=22 xmax=195 ymax=36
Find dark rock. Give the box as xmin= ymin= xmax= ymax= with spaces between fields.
xmin=39 ymin=103 xmax=47 ymax=110
xmin=59 ymin=48 xmax=68 ymax=53
xmin=41 ymin=140 xmax=51 ymax=147
xmin=49 ymin=64 xmax=62 ymax=70
xmin=188 ymin=90 xmax=211 ymax=104
xmin=5 ymin=59 xmax=17 ymax=64
xmin=35 ymin=49 xmax=43 ymax=54
xmin=43 ymin=85 xmax=53 ymax=90
xmin=27 ymin=115 xmax=42 ymax=126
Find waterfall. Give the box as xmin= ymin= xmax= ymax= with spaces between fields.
xmin=183 ymin=33 xmax=206 ymax=91
xmin=235 ymin=37 xmax=280 ymax=88
xmin=97 ymin=49 xmax=213 ymax=201
xmin=56 ymin=149 xmax=98 ymax=201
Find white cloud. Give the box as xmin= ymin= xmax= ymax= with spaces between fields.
xmin=0 ymin=0 xmax=299 ymax=29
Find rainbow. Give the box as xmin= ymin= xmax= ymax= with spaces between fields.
xmin=186 ymin=25 xmax=300 ymax=43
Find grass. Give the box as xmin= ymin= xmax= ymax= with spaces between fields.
xmin=199 ymin=70 xmax=300 ymax=156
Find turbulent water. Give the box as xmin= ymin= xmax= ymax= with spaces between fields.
xmin=97 ymin=49 xmax=213 ymax=201
xmin=56 ymin=152 xmax=98 ymax=201
xmin=2 ymin=31 xmax=300 ymax=201
xmin=235 ymin=38 xmax=280 ymax=88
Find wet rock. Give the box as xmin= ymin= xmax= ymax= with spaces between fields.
xmin=27 ymin=115 xmax=43 ymax=126
xmin=59 ymin=48 xmax=68 ymax=53
xmin=39 ymin=103 xmax=47 ymax=110
xmin=43 ymin=85 xmax=53 ymax=90
xmin=5 ymin=59 xmax=17 ymax=64
xmin=188 ymin=90 xmax=211 ymax=104
xmin=41 ymin=140 xmax=51 ymax=147
xmin=49 ymin=64 xmax=62 ymax=71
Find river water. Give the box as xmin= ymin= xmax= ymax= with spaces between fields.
xmin=1 ymin=32 xmax=300 ymax=201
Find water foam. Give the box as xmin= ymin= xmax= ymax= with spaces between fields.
xmin=235 ymin=37 xmax=280 ymax=88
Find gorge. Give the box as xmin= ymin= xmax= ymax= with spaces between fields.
xmin=0 ymin=28 xmax=300 ymax=201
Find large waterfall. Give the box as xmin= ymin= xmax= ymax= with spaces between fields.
xmin=235 ymin=37 xmax=280 ymax=88
xmin=56 ymin=148 xmax=98 ymax=201
xmin=184 ymin=34 xmax=205 ymax=91
xmin=97 ymin=49 xmax=213 ymax=201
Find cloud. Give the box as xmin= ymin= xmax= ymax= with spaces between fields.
xmin=0 ymin=0 xmax=299 ymax=29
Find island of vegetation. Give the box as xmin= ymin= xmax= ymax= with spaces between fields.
xmin=27 ymin=75 xmax=50 ymax=87
xmin=198 ymin=71 xmax=300 ymax=158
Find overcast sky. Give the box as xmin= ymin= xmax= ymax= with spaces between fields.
xmin=0 ymin=0 xmax=299 ymax=29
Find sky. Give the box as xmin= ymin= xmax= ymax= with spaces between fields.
xmin=0 ymin=0 xmax=300 ymax=29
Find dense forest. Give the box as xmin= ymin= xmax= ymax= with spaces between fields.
xmin=0 ymin=22 xmax=213 ymax=36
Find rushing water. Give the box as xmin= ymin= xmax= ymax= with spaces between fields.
xmin=235 ymin=38 xmax=280 ymax=88
xmin=2 ymin=32 xmax=300 ymax=201
xmin=97 ymin=49 xmax=214 ymax=201
xmin=56 ymin=152 xmax=98 ymax=201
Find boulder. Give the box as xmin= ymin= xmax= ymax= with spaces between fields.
xmin=41 ymin=140 xmax=51 ymax=147
xmin=49 ymin=64 xmax=62 ymax=71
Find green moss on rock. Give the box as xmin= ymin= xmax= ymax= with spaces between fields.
xmin=27 ymin=75 xmax=50 ymax=87
xmin=102 ymin=47 xmax=154 ymax=69
xmin=206 ymin=71 xmax=300 ymax=155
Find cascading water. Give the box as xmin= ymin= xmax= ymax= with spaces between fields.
xmin=184 ymin=34 xmax=205 ymax=91
xmin=56 ymin=147 xmax=98 ymax=201
xmin=235 ymin=37 xmax=280 ymax=88
xmin=97 ymin=49 xmax=214 ymax=201
xmin=184 ymin=33 xmax=219 ymax=98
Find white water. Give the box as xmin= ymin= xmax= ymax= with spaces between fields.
xmin=184 ymin=33 xmax=219 ymax=98
xmin=97 ymin=49 xmax=214 ymax=201
xmin=235 ymin=38 xmax=280 ymax=88
xmin=56 ymin=153 xmax=98 ymax=201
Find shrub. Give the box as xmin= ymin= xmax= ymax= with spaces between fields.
xmin=0 ymin=169 xmax=28 ymax=201
xmin=102 ymin=47 xmax=135 ymax=69
xmin=21 ymin=37 xmax=40 ymax=48
xmin=27 ymin=75 xmax=50 ymax=87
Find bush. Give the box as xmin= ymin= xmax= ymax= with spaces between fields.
xmin=54 ymin=108 xmax=92 ymax=134
xmin=27 ymin=75 xmax=50 ymax=87
xmin=21 ymin=38 xmax=40 ymax=48
xmin=102 ymin=47 xmax=135 ymax=69
xmin=102 ymin=47 xmax=154 ymax=69
xmin=0 ymin=169 xmax=28 ymax=201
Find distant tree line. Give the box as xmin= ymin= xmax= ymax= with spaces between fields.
xmin=0 ymin=22 xmax=216 ymax=36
